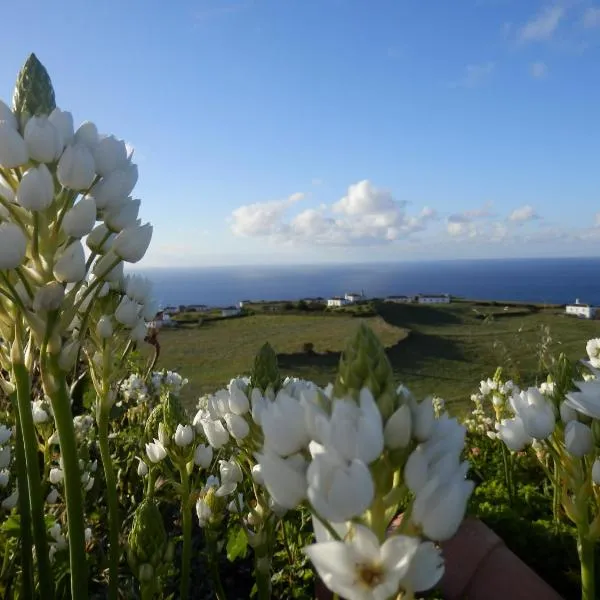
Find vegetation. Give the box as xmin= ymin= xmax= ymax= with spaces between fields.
xmin=158 ymin=301 xmax=598 ymax=411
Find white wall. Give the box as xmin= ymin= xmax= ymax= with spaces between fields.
xmin=418 ymin=296 xmax=450 ymax=304
xmin=566 ymin=305 xmax=594 ymax=319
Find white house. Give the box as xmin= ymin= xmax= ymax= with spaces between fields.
xmin=566 ymin=299 xmax=597 ymax=320
xmin=221 ymin=306 xmax=241 ymax=318
xmin=327 ymin=297 xmax=348 ymax=308
xmin=417 ymin=294 xmax=451 ymax=304
xmin=344 ymin=292 xmax=364 ymax=304
xmin=385 ymin=295 xmax=415 ymax=304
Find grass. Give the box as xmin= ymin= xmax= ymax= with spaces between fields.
xmin=154 ymin=301 xmax=600 ymax=413
xmin=156 ymin=314 xmax=406 ymax=409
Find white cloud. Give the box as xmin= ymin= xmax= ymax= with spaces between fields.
xmin=451 ymin=62 xmax=495 ymax=88
xmin=583 ymin=7 xmax=600 ymax=29
xmin=518 ymin=5 xmax=564 ymax=42
xmin=530 ymin=61 xmax=548 ymax=78
xmin=509 ymin=204 xmax=539 ymax=222
xmin=230 ymin=180 xmax=433 ymax=246
xmin=230 ymin=192 xmax=304 ymax=237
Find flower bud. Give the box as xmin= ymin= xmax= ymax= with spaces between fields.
xmin=46 ymin=487 xmax=59 ymax=503
xmin=48 ymin=108 xmax=74 ymax=145
xmin=91 ymin=164 xmax=138 ymax=210
xmin=74 ymin=121 xmax=98 ymax=149
xmin=57 ymin=143 xmax=96 ymax=190
xmin=112 ymin=223 xmax=153 ymax=263
xmin=383 ymin=402 xmax=412 ymax=449
xmin=142 ymin=298 xmax=159 ymax=321
xmin=174 ymin=424 xmax=194 ymax=447
xmin=250 ymin=342 xmax=282 ymax=394
xmin=130 ymin=319 xmax=148 ymax=343
xmin=127 ymin=498 xmax=167 ymax=574
xmin=1 ymin=489 xmax=18 ymax=510
xmin=137 ymin=458 xmax=149 ymax=477
xmin=0 ymin=100 xmax=17 ymax=130
xmin=33 ymin=282 xmax=64 ymax=311
xmin=62 ymin=196 xmax=97 ymax=238
xmin=0 ymin=222 xmax=27 ymax=269
xmin=58 ymin=340 xmax=80 ymax=371
xmin=24 ymin=116 xmax=63 ymax=162
xmin=560 ymin=401 xmax=578 ymax=425
xmin=145 ymin=439 xmax=167 ymax=463
xmin=95 ymin=315 xmax=113 ymax=339
xmin=125 ymin=275 xmax=152 ymax=304
xmin=12 ymin=53 xmax=56 ymax=126
xmin=115 ymin=296 xmax=141 ymax=327
xmin=194 ymin=444 xmax=213 ymax=468
xmin=92 ymin=252 xmax=122 ymax=282
xmin=93 ymin=135 xmax=128 ymax=176
xmin=105 ymin=196 xmax=141 ymax=231
xmin=53 ymin=240 xmax=86 ymax=283
xmin=16 ymin=164 xmax=54 ymax=211
xmin=0 ymin=122 xmax=28 ymax=167
xmin=86 ymin=223 xmax=114 ymax=254
xmin=565 ymin=421 xmax=593 ymax=458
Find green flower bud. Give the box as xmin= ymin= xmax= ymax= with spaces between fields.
xmin=144 ymin=404 xmax=164 ymax=441
xmin=250 ymin=342 xmax=282 ymax=394
xmin=333 ymin=323 xmax=397 ymax=419
xmin=12 ymin=53 xmax=56 ymax=127
xmin=127 ymin=498 xmax=167 ymax=573
xmin=162 ymin=392 xmax=186 ymax=439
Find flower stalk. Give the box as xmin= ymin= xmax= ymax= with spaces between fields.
xmin=176 ymin=461 xmax=192 ymax=600
xmin=577 ymin=530 xmax=595 ymax=600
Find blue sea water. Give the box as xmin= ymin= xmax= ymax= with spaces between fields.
xmin=136 ymin=258 xmax=600 ymax=308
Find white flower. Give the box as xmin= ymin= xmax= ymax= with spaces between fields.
xmin=49 ymin=467 xmax=64 ymax=484
xmin=0 ymin=447 xmax=10 ymax=470
xmin=194 ymin=444 xmax=213 ymax=469
xmin=145 ymin=439 xmax=167 ymax=463
xmin=251 ymin=388 xmax=268 ymax=425
xmin=198 ymin=416 xmax=230 ymax=449
xmin=227 ymin=493 xmax=244 ymax=513
xmin=254 ymin=449 xmax=307 ymax=509
xmin=384 ymin=404 xmax=412 ymax=449
xmin=24 ymin=116 xmax=63 ymax=162
xmin=216 ymin=459 xmax=243 ymax=496
xmin=251 ymin=463 xmax=264 ymax=486
xmin=566 ymin=380 xmax=600 ymax=419
xmin=125 ymin=275 xmax=152 ymax=304
xmin=174 ymin=424 xmax=194 ymax=447
xmin=53 ymin=240 xmax=87 ymax=283
xmin=491 ymin=394 xmax=504 ymax=408
xmin=91 ymin=165 xmax=138 ymax=210
xmin=84 ymin=527 xmax=92 ymax=544
xmin=112 ymin=223 xmax=153 ymax=263
xmin=104 ymin=196 xmax=141 ymax=231
xmin=86 ymin=223 xmax=115 ymax=254
xmin=304 ymin=524 xmax=420 ymax=600
xmin=261 ymin=390 xmax=310 ymax=457
xmin=0 ymin=100 xmax=17 ymax=129
xmin=402 ymin=541 xmax=445 ymax=594
xmin=92 ymin=135 xmax=128 ymax=176
xmin=115 ymin=296 xmax=141 ymax=327
xmin=587 ymin=339 xmax=600 ymax=369
xmin=196 ymin=498 xmax=212 ymax=527
xmin=412 ymin=463 xmax=474 ymax=541
xmin=559 ymin=401 xmax=577 ymax=424
xmin=59 ymin=340 xmax=80 ymax=371
xmin=46 ymin=487 xmax=59 ymax=503
xmin=565 ymin=421 xmax=593 ymax=458
xmin=592 ymin=458 xmax=600 ymax=485
xmin=320 ymin=389 xmax=384 ymax=464
xmin=307 ymin=449 xmax=374 ymax=522
xmin=411 ymin=397 xmax=435 ymax=442
xmin=0 ymin=426 xmax=11 ymax=445
xmin=16 ymin=164 xmax=54 ymax=211
xmin=224 ymin=413 xmax=250 ymax=440
xmin=33 ymin=282 xmax=64 ymax=312
xmin=96 ymin=315 xmax=113 ymax=339
xmin=229 ymin=386 xmax=250 ymax=415
xmin=404 ymin=446 xmax=430 ymax=495
xmin=0 ymin=223 xmax=27 ymax=269
xmin=32 ymin=400 xmax=50 ymax=424
xmin=0 ymin=121 xmax=28 ymax=167
xmin=129 ymin=319 xmax=148 ymax=343
xmin=497 ymin=417 xmax=532 ymax=452
xmin=510 ymin=388 xmax=555 ymax=440
xmin=57 ymin=143 xmax=96 ymax=191
xmin=0 ymin=471 xmax=9 ymax=488
xmin=539 ymin=381 xmax=556 ymax=397
xmin=1 ymin=489 xmax=18 ymax=510
xmin=49 ymin=108 xmax=74 ymax=145
xmin=136 ymin=458 xmax=149 ymax=477
xmin=74 ymin=121 xmax=99 ymax=149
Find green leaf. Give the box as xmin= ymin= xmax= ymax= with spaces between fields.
xmin=226 ymin=525 xmax=248 ymax=562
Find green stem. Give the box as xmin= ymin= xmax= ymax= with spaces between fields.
xmin=177 ymin=462 xmax=192 ymax=600
xmin=577 ymin=532 xmax=595 ymax=600
xmin=42 ymin=353 xmax=88 ymax=599
xmin=140 ymin=582 xmax=156 ymax=600
xmin=97 ymin=402 xmax=119 ymax=600
xmin=13 ymin=363 xmax=55 ymax=600
xmin=9 ymin=392 xmax=35 ymax=600
xmin=207 ymin=530 xmax=227 ymax=600
xmin=501 ymin=444 xmax=514 ymax=507
xmin=254 ymin=552 xmax=272 ymax=600
xmin=552 ymin=459 xmax=561 ymax=527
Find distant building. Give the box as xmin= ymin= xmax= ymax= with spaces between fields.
xmin=345 ymin=292 xmax=365 ymax=304
xmin=417 ymin=294 xmax=451 ymax=305
xmin=566 ymin=299 xmax=597 ymax=320
xmin=385 ymin=295 xmax=415 ymax=304
xmin=221 ymin=306 xmax=241 ymax=318
xmin=327 ymin=297 xmax=348 ymax=308
xmin=186 ymin=304 xmax=208 ymax=312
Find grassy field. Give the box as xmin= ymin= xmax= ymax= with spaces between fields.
xmin=155 ymin=302 xmax=600 ymax=414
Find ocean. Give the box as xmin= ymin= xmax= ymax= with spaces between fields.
xmin=135 ymin=257 xmax=600 ymax=308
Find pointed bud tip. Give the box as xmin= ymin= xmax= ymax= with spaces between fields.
xmin=13 ymin=52 xmax=56 ymax=121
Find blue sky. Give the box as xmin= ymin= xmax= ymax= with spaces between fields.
xmin=2 ymin=0 xmax=600 ymax=266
